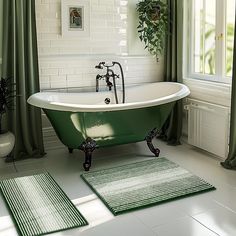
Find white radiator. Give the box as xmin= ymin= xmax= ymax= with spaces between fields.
xmin=185 ymin=98 xmax=230 ymax=160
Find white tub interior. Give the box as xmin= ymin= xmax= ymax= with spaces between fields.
xmin=27 ymin=82 xmax=190 ymax=112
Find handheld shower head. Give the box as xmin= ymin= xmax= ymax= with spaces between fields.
xmin=95 ymin=62 xmax=105 ymax=69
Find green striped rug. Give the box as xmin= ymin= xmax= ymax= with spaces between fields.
xmin=0 ymin=173 xmax=88 ymax=236
xmin=81 ymin=158 xmax=216 ymax=215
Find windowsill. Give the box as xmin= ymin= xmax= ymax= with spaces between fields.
xmin=183 ymin=77 xmax=231 ymax=89
xmin=183 ymin=77 xmax=231 ymax=107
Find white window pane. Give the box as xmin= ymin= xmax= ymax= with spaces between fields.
xmin=194 ymin=0 xmax=204 ymax=73
xmin=193 ymin=0 xmax=216 ymax=76
xmin=204 ymin=0 xmax=216 ymax=75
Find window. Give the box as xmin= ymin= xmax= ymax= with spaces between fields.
xmin=187 ymin=0 xmax=235 ymax=83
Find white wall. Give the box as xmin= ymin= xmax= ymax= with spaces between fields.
xmin=35 ymin=0 xmax=164 ymax=90
xmin=127 ymin=0 xmax=149 ymax=56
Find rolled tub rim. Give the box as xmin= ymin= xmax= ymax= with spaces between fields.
xmin=27 ymin=82 xmax=190 ymax=112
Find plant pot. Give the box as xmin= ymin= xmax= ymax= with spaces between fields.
xmin=150 ymin=6 xmax=160 ymax=21
xmin=0 ymin=131 xmax=15 ymax=158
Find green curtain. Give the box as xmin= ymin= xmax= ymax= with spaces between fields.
xmin=221 ymin=13 xmax=236 ymax=170
xmin=0 ymin=0 xmax=3 ymax=75
xmin=159 ymin=0 xmax=184 ymax=145
xmin=1 ymin=0 xmax=45 ymax=160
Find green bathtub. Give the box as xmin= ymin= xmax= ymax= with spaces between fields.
xmin=28 ymin=82 xmax=190 ymax=171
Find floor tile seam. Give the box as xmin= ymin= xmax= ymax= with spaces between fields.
xmin=0 ymin=166 xmax=17 ymax=172
xmin=211 ymin=180 xmax=236 ymax=190
xmin=134 ymin=210 xmax=188 ymax=229
xmin=14 ymin=163 xmax=45 ymax=170
xmin=189 ymin=215 xmax=221 ymax=236
xmin=132 ymin=214 xmax=160 ymax=235
xmin=151 ymin=215 xmax=192 ymax=231
xmin=183 ymin=209 xmax=211 ymax=216
xmin=213 ymin=200 xmax=236 ymax=214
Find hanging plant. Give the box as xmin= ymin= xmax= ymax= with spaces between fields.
xmin=137 ymin=0 xmax=169 ymax=60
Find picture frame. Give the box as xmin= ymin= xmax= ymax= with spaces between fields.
xmin=61 ymin=0 xmax=90 ymax=37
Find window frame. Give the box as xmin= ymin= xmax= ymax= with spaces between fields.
xmin=186 ymin=0 xmax=233 ymax=84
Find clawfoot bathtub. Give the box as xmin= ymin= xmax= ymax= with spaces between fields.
xmin=27 ymin=82 xmax=190 ymax=171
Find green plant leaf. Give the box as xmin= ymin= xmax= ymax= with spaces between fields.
xmin=136 ymin=0 xmax=169 ymax=59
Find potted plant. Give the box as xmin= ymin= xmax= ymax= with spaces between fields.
xmin=137 ymin=0 xmax=169 ymax=60
xmin=0 ymin=77 xmax=15 ymax=158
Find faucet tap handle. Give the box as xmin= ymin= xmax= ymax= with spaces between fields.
xmin=107 ymin=81 xmax=113 ymax=91
xmin=96 ymin=74 xmax=103 ymax=80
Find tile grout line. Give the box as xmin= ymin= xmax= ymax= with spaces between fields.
xmin=213 ymin=200 xmax=236 ymax=214
xmin=133 ymin=214 xmax=160 ymax=236
xmin=189 ymin=215 xmax=221 ymax=236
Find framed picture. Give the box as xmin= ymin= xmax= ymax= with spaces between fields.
xmin=61 ymin=0 xmax=90 ymax=37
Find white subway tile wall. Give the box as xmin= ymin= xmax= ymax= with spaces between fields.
xmin=38 ymin=57 xmax=163 ymax=89
xmin=36 ymin=0 xmax=163 ymax=90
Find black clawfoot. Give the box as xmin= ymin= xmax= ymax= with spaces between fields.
xmin=68 ymin=148 xmax=73 ymax=153
xmin=145 ymin=128 xmax=160 ymax=157
xmin=79 ymin=138 xmax=98 ymax=171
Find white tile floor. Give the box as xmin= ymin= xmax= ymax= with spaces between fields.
xmin=0 ymin=139 xmax=236 ymax=236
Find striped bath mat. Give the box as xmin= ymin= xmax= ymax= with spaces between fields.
xmin=81 ymin=158 xmax=216 ymax=215
xmin=0 ymin=173 xmax=88 ymax=236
